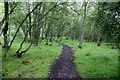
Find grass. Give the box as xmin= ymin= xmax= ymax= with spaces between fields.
xmin=60 ymin=39 xmax=118 ymax=78
xmin=1 ymin=37 xmax=119 ymax=78
xmin=2 ymin=37 xmax=62 ymax=78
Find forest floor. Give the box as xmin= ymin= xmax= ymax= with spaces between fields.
xmin=2 ymin=37 xmax=62 ymax=78
xmin=49 ymin=41 xmax=82 ymax=79
xmin=1 ymin=37 xmax=118 ymax=78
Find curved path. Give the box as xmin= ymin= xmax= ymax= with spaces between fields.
xmin=48 ymin=41 xmax=82 ymax=79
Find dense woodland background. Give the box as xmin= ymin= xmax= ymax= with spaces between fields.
xmin=0 ymin=1 xmax=119 ymax=78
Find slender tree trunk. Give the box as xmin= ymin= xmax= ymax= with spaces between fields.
xmin=78 ymin=2 xmax=87 ymax=48
xmin=40 ymin=22 xmax=45 ymax=43
xmin=25 ymin=19 xmax=29 ymax=41
xmin=0 ymin=3 xmax=17 ymax=32
xmin=17 ymin=43 xmax=32 ymax=58
xmin=16 ymin=19 xmax=33 ymax=57
xmin=57 ymin=22 xmax=62 ymax=39
xmin=9 ymin=3 xmax=42 ymax=48
xmin=35 ymin=6 xmax=42 ymax=46
xmin=3 ymin=2 xmax=9 ymax=57
xmin=28 ymin=3 xmax=32 ymax=41
xmin=60 ymin=24 xmax=64 ymax=41
xmin=97 ymin=27 xmax=101 ymax=46
xmin=91 ymin=27 xmax=94 ymax=42
xmin=49 ymin=29 xmax=53 ymax=42
xmin=45 ymin=24 xmax=51 ymax=45
xmin=32 ymin=10 xmax=37 ymax=45
xmin=16 ymin=32 xmax=27 ymax=55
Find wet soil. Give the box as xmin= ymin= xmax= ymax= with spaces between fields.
xmin=48 ymin=41 xmax=82 ymax=79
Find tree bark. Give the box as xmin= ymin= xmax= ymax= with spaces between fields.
xmin=17 ymin=43 xmax=32 ymax=58
xmin=0 ymin=3 xmax=17 ymax=37
xmin=97 ymin=27 xmax=101 ymax=46
xmin=3 ymin=2 xmax=9 ymax=57
xmin=78 ymin=2 xmax=87 ymax=48
xmin=45 ymin=24 xmax=51 ymax=45
xmin=28 ymin=3 xmax=32 ymax=41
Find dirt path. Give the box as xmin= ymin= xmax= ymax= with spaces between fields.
xmin=48 ymin=41 xmax=82 ymax=79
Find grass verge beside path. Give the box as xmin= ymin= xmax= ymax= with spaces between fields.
xmin=2 ymin=39 xmax=62 ymax=78
xmin=61 ymin=39 xmax=118 ymax=78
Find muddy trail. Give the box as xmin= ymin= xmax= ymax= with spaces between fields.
xmin=48 ymin=41 xmax=82 ymax=79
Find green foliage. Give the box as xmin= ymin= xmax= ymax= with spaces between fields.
xmin=94 ymin=2 xmax=120 ymax=46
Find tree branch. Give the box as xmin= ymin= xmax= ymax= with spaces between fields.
xmin=9 ymin=3 xmax=18 ymax=15
xmin=67 ymin=3 xmax=84 ymax=16
xmin=17 ymin=43 xmax=32 ymax=57
xmin=9 ymin=2 xmax=42 ymax=48
xmin=31 ymin=3 xmax=59 ymax=27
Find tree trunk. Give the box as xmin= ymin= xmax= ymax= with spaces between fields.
xmin=32 ymin=11 xmax=37 ymax=45
xmin=25 ymin=18 xmax=29 ymax=41
xmin=60 ymin=24 xmax=64 ymax=41
xmin=45 ymin=24 xmax=51 ymax=45
xmin=17 ymin=43 xmax=32 ymax=58
xmin=3 ymin=2 xmax=9 ymax=57
xmin=97 ymin=27 xmax=101 ymax=46
xmin=78 ymin=2 xmax=87 ymax=48
xmin=9 ymin=3 xmax=42 ymax=48
xmin=50 ymin=29 xmax=53 ymax=42
xmin=57 ymin=22 xmax=62 ymax=39
xmin=35 ymin=6 xmax=42 ymax=46
xmin=28 ymin=3 xmax=32 ymax=41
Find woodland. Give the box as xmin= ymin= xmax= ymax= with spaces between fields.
xmin=0 ymin=1 xmax=119 ymax=78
